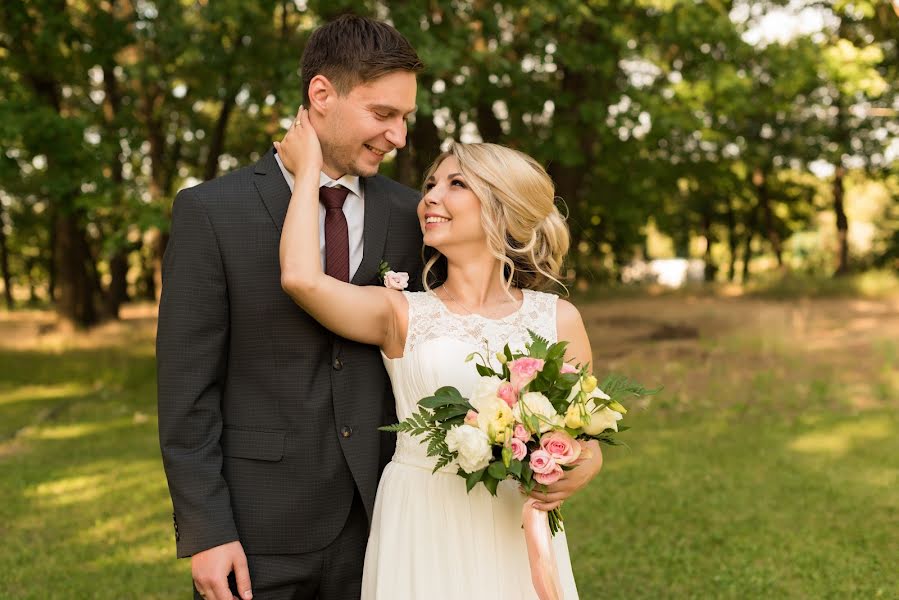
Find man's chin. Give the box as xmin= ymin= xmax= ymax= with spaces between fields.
xmin=351 ymin=161 xmax=381 ymax=178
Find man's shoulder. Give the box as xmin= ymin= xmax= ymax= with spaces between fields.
xmin=177 ymin=162 xmax=260 ymax=202
xmin=368 ymin=174 xmax=420 ymax=206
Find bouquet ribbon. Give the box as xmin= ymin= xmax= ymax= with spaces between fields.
xmin=522 ymin=498 xmax=563 ymax=600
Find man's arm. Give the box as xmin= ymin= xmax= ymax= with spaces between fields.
xmin=156 ymin=187 xmax=237 ymax=555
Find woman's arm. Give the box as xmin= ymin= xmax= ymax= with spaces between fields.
xmin=277 ymin=107 xmax=406 ymax=354
xmin=528 ymin=298 xmax=604 ymax=510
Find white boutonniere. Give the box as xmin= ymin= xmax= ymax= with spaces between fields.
xmin=378 ymin=260 xmax=409 ymax=290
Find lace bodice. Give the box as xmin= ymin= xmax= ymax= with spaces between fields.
xmin=403 ymin=289 xmax=558 ymax=355
xmin=383 ymin=289 xmax=559 ymax=474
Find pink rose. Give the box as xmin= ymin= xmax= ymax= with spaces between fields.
xmin=513 ymin=423 xmax=531 ymax=442
xmin=539 ymin=430 xmax=581 ymax=465
xmin=529 ymin=449 xmax=557 ymax=475
xmin=534 ymin=464 xmax=564 ymax=485
xmin=383 ymin=271 xmax=409 ymax=290
xmin=509 ymin=358 xmax=545 ymax=391
xmin=497 ymin=382 xmax=518 ymax=407
xmin=561 ymin=362 xmax=578 ymax=374
xmin=509 ymin=437 xmax=527 ymax=461
xmin=464 ymin=410 xmax=479 ymax=427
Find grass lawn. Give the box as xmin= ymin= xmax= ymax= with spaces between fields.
xmin=1 ymin=296 xmax=897 ymax=599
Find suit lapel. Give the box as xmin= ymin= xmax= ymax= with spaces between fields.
xmin=255 ymin=149 xmax=392 ymax=287
xmin=351 ymin=175 xmax=391 ymax=286
xmin=254 ymin=148 xmax=292 ymax=232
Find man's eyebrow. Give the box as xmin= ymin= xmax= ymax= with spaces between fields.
xmin=369 ymin=104 xmax=418 ymax=116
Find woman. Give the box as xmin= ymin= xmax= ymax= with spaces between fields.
xmin=277 ymin=107 xmax=601 ymax=599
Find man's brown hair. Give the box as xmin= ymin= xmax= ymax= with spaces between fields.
xmin=301 ymin=14 xmax=424 ymax=105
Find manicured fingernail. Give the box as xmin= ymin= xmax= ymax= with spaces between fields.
xmin=242 ymin=591 xmax=253 ymax=599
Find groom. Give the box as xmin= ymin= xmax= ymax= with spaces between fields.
xmin=157 ymin=15 xmax=424 ymax=600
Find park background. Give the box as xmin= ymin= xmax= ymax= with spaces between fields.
xmin=1 ymin=0 xmax=897 ymax=597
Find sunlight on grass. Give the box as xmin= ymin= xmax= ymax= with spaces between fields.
xmin=30 ymin=474 xmax=105 ymax=505
xmin=853 ymin=466 xmax=899 ymax=491
xmin=789 ymin=415 xmax=893 ymax=457
xmin=0 ymin=382 xmax=94 ymax=405
xmin=30 ymin=418 xmax=135 ymax=440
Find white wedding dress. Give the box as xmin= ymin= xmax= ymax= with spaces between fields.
xmin=360 ymin=289 xmax=579 ymax=599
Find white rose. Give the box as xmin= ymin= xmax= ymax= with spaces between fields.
xmin=445 ymin=424 xmax=493 ymax=473
xmin=513 ymin=392 xmax=562 ymax=434
xmin=582 ymin=404 xmax=623 ymax=435
xmin=470 ymin=376 xmax=503 ymax=412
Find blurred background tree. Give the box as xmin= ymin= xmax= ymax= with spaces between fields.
xmin=0 ymin=0 xmax=895 ymax=326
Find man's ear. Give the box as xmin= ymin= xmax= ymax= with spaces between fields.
xmin=307 ymin=74 xmax=335 ymax=116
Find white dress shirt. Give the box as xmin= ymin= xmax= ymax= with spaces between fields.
xmin=274 ymin=153 xmax=365 ymax=279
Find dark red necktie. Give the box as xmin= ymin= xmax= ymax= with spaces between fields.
xmin=320 ymin=185 xmax=351 ymax=282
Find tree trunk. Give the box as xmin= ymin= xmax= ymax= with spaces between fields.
xmin=102 ymin=61 xmax=129 ymax=319
xmin=395 ymin=146 xmax=418 ymax=189
xmin=104 ymin=249 xmax=130 ymax=318
xmin=741 ymin=202 xmax=759 ymax=284
xmin=752 ymin=167 xmax=783 ymax=268
xmin=204 ymin=87 xmax=238 ymax=181
xmin=702 ymin=211 xmax=717 ymax=282
xmin=411 ymin=109 xmax=443 ymax=179
xmin=55 ymin=211 xmax=99 ymax=327
xmin=726 ymin=198 xmax=738 ymax=282
xmin=476 ymin=97 xmax=503 ymax=143
xmin=0 ymin=212 xmax=13 ymax=309
xmin=136 ymin=239 xmax=157 ymax=301
xmin=833 ymin=165 xmax=850 ymax=275
xmin=48 ymin=214 xmax=57 ymax=301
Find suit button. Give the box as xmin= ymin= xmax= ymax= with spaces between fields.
xmin=341 ymin=426 xmax=353 ymax=438
xmin=332 ymin=358 xmax=343 ymax=371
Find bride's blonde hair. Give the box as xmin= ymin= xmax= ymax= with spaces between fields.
xmin=421 ymin=142 xmax=570 ymax=293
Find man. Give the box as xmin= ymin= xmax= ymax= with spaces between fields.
xmin=157 ymin=15 xmax=424 ymax=600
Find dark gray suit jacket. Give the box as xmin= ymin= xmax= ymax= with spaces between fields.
xmin=157 ymin=148 xmax=423 ymax=557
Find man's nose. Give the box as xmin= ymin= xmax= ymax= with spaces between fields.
xmin=385 ymin=118 xmax=407 ymax=149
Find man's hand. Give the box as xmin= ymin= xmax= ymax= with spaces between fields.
xmin=527 ymin=440 xmax=603 ymax=511
xmin=191 ymin=540 xmax=253 ymax=600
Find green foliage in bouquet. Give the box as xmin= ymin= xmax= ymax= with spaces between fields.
xmin=381 ymin=330 xmax=658 ymax=505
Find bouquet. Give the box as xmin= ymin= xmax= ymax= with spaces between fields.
xmin=381 ymin=330 xmax=656 ymax=534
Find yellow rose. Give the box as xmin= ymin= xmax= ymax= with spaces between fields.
xmin=477 ymin=397 xmax=514 ymax=443
xmin=581 ymin=375 xmax=598 ymax=394
xmin=565 ymin=402 xmax=585 ymax=429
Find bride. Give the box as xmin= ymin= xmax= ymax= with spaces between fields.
xmin=277 ymin=107 xmax=602 ymax=599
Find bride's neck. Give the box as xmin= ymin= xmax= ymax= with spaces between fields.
xmin=443 ymin=257 xmax=516 ymax=306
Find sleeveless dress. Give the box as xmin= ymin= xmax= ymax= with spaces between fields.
xmin=360 ymin=289 xmax=579 ymax=599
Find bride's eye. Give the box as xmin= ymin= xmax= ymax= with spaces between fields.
xmin=451 ymin=179 xmax=467 ymax=188
xmin=424 ymin=182 xmax=435 ymax=190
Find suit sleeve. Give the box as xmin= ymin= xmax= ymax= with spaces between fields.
xmin=156 ymin=188 xmax=238 ymax=557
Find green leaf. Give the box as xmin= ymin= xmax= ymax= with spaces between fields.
xmin=488 ymin=460 xmax=507 ymax=480
xmin=465 ymin=468 xmax=485 ymax=492
xmin=483 ymin=474 xmax=499 ymax=496
xmin=546 ymin=341 xmax=569 ymax=361
xmin=476 ymin=363 xmax=497 ymax=377
xmin=521 ymin=461 xmax=533 ymax=484
xmin=433 ymin=405 xmax=472 ymax=421
xmin=509 ymin=459 xmax=523 ymax=478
